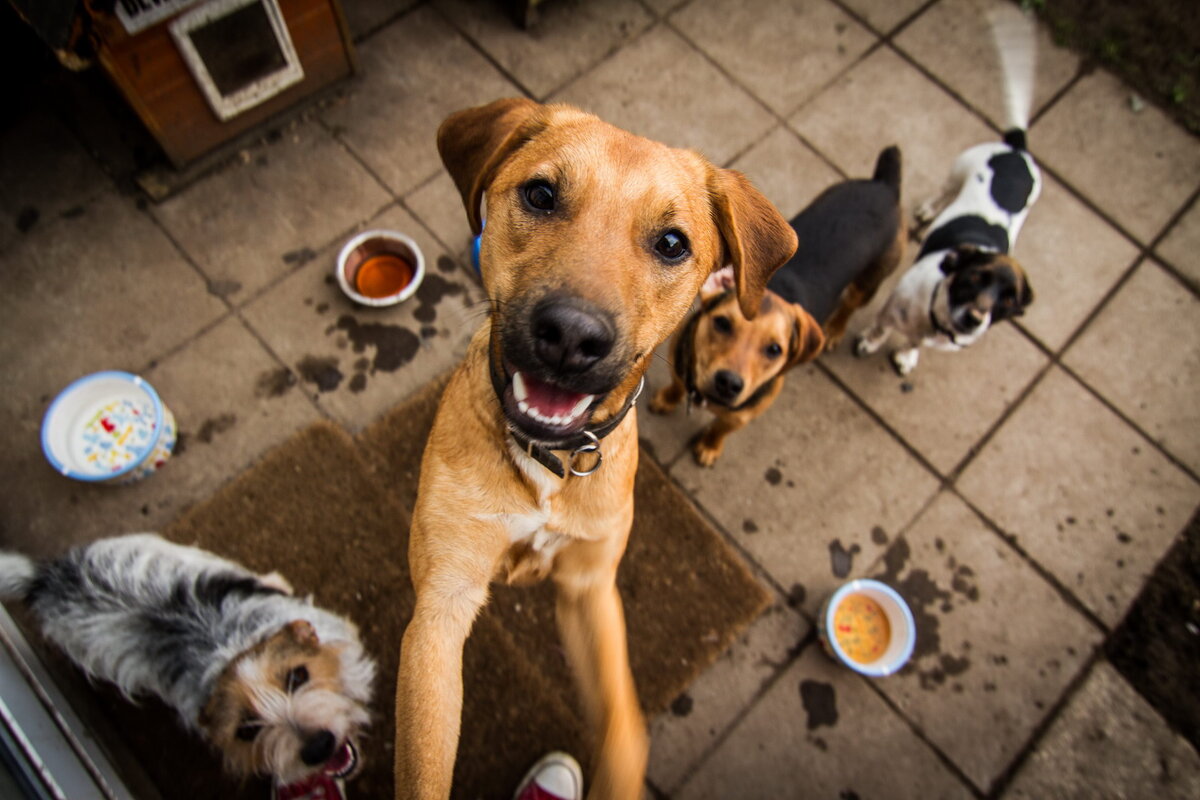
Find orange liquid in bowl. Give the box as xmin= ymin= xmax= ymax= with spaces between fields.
xmin=355 ymin=254 xmax=414 ymax=298
xmin=833 ymin=593 xmax=891 ymax=664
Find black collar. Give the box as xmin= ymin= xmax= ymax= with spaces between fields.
xmin=488 ymin=354 xmax=644 ymax=479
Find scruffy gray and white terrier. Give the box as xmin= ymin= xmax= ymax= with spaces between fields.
xmin=0 ymin=533 xmax=375 ymax=786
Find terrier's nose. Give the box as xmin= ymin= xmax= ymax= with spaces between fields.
xmin=300 ymin=729 xmax=337 ymax=766
xmin=531 ymin=297 xmax=615 ymax=374
xmin=713 ymin=370 xmax=744 ymax=402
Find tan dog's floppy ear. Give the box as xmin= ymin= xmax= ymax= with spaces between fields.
xmin=437 ymin=97 xmax=544 ymax=234
xmin=786 ymin=303 xmax=825 ymax=368
xmin=709 ymin=169 xmax=798 ymax=321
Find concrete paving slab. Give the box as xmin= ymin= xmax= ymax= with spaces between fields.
xmin=838 ymin=0 xmax=929 ymax=36
xmin=671 ymin=0 xmax=875 ymax=117
xmin=648 ymin=601 xmax=810 ymax=794
xmin=1002 ymin=661 xmax=1200 ymax=800
xmin=340 ymin=0 xmax=420 ymax=40
xmin=550 ymin=24 xmax=775 ymax=167
xmin=790 ymin=45 xmax=995 ymax=209
xmin=1155 ymin=199 xmax=1200 ymax=292
xmin=1033 ymin=70 xmax=1200 ymax=245
xmin=668 ymin=364 xmax=941 ymax=614
xmin=870 ymin=490 xmax=1102 ymax=791
xmin=824 ymin=319 xmax=1047 ymax=476
xmin=894 ymin=0 xmax=1079 ymax=131
xmin=675 ymin=643 xmax=975 ymax=800
xmin=958 ymin=367 xmax=1200 ymax=627
xmin=152 ymin=121 xmax=391 ymax=304
xmin=0 ymin=109 xmax=109 ymax=257
xmin=405 ymin=171 xmax=476 ymax=263
xmin=1063 ymin=260 xmax=1200 ymax=475
xmin=241 ymin=204 xmax=484 ymax=430
xmin=1012 ymin=173 xmax=1140 ymax=352
xmin=434 ymin=0 xmax=653 ymax=100
xmin=0 ymin=191 xmax=227 ymax=415
xmin=727 ymin=124 xmax=843 ymax=220
xmin=0 ymin=316 xmax=323 ymax=557
xmin=321 ymin=5 xmax=521 ymax=196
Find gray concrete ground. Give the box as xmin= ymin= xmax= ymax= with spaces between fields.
xmin=2 ymin=0 xmax=1200 ymax=797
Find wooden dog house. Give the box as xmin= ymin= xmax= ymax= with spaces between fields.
xmin=88 ymin=0 xmax=355 ymax=166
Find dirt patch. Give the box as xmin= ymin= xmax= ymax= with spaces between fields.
xmin=1025 ymin=0 xmax=1200 ymax=135
xmin=1107 ymin=507 xmax=1200 ymax=750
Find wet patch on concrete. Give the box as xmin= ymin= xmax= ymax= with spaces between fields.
xmin=875 ymin=536 xmax=977 ymax=690
xmin=255 ymin=367 xmax=297 ymax=398
xmin=207 ymin=279 xmax=242 ymax=299
xmin=296 ymin=355 xmax=343 ymax=392
xmin=413 ymin=273 xmax=467 ymax=324
xmin=871 ymin=526 xmax=889 ymax=545
xmin=336 ymin=316 xmax=420 ymax=372
xmin=670 ymin=693 xmax=694 ymax=717
xmin=765 ymin=467 xmax=782 ymax=486
xmin=788 ymin=583 xmax=807 ymax=608
xmin=800 ymin=679 xmax=838 ymax=730
xmin=829 ymin=539 xmax=861 ymax=578
xmin=743 ymin=519 xmax=759 ymax=534
xmin=436 ymin=255 xmax=458 ymax=273
xmin=282 ymin=247 xmax=316 ymax=266
xmin=197 ymin=414 xmax=237 ymax=443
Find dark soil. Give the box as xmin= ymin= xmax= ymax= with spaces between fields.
xmin=1107 ymin=507 xmax=1200 ymax=750
xmin=1024 ymin=0 xmax=1200 ymax=135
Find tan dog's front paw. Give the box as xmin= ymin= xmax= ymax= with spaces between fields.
xmin=648 ymin=387 xmax=680 ymax=416
xmin=692 ymin=439 xmax=722 ymax=467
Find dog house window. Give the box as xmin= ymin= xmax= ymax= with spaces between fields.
xmin=170 ymin=0 xmax=304 ymax=122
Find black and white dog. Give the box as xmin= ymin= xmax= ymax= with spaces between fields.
xmin=855 ymin=6 xmax=1039 ymax=375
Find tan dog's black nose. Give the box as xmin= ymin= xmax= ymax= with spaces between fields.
xmin=531 ymin=297 xmax=615 ymax=374
xmin=713 ymin=369 xmax=744 ymax=403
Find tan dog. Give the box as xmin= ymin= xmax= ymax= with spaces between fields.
xmin=651 ymin=146 xmax=905 ymax=466
xmin=649 ymin=270 xmax=825 ymax=467
xmin=393 ymin=98 xmax=795 ymax=800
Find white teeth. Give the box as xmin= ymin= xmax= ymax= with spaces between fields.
xmin=510 ymin=375 xmax=596 ymax=429
xmin=570 ymin=394 xmax=594 ymax=419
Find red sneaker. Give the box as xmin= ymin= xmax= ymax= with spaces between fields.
xmin=513 ymin=752 xmax=583 ymax=800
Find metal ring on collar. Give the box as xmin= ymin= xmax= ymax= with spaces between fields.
xmin=568 ymin=430 xmax=602 ymax=477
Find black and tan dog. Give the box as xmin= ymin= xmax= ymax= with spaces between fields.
xmin=650 ymin=146 xmax=905 ymax=466
xmin=394 ymin=98 xmax=796 ymax=799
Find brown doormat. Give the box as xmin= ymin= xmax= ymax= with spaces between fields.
xmin=59 ymin=375 xmax=770 ymax=799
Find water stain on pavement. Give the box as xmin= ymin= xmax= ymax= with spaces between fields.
xmin=829 ymin=539 xmax=861 ymax=578
xmin=765 ymin=467 xmax=782 ymax=486
xmin=414 ymin=274 xmax=467 ymax=324
xmin=255 ymin=367 xmax=297 ymax=398
xmin=875 ymin=536 xmax=978 ymax=689
xmin=296 ymin=355 xmax=343 ymax=392
xmin=197 ymin=414 xmax=237 ymax=443
xmin=336 ymin=316 xmax=419 ymax=372
xmin=800 ymin=680 xmax=838 ymax=730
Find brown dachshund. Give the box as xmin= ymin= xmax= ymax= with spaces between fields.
xmin=651 ymin=146 xmax=905 ymax=466
xmin=393 ymin=98 xmax=796 ymax=799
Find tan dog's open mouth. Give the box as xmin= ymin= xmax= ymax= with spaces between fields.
xmin=492 ymin=356 xmax=604 ymax=443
